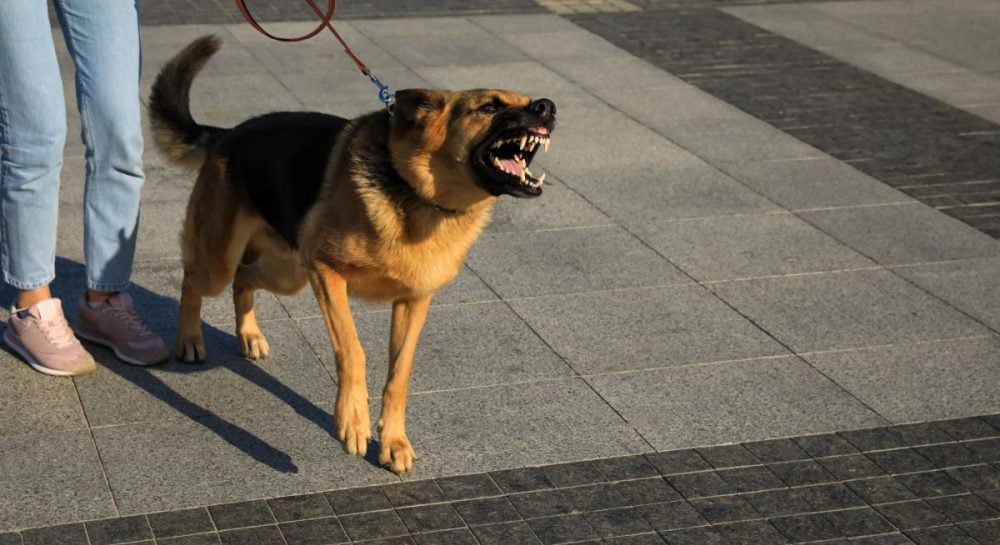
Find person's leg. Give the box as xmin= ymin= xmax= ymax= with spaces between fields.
xmin=0 ymin=1 xmax=64 ymax=303
xmin=58 ymin=0 xmax=168 ymax=366
xmin=0 ymin=1 xmax=96 ymax=376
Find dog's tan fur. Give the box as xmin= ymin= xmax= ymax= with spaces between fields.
xmin=149 ymin=36 xmax=552 ymax=473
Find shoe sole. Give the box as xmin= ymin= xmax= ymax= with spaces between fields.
xmin=3 ymin=329 xmax=92 ymax=377
xmin=73 ymin=324 xmax=166 ymax=367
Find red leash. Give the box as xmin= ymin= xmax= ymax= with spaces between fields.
xmin=234 ymin=0 xmax=395 ymax=109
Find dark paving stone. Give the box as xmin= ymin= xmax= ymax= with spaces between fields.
xmin=22 ymin=524 xmax=87 ymax=545
xmin=208 ymin=500 xmax=275 ymax=530
xmin=452 ymin=496 xmax=521 ymax=526
xmin=278 ymin=517 xmax=349 ymax=545
xmin=915 ymin=443 xmax=984 ymax=469
xmin=613 ymin=477 xmax=682 ymax=505
xmin=339 ymin=510 xmax=409 ymax=541
xmin=396 ymin=503 xmax=465 ymax=533
xmin=818 ymin=454 xmax=888 ymax=481
xmin=584 ymin=507 xmax=653 ymax=538
xmin=434 ymin=473 xmax=501 ymax=501
xmin=823 ymin=507 xmax=895 ymax=538
xmin=267 ymin=493 xmax=334 ymax=522
xmin=605 ymin=533 xmax=667 ymax=545
xmin=508 ymin=489 xmax=575 ymax=519
xmin=218 ymin=525 xmax=284 ymax=545
xmin=718 ymin=465 xmax=785 ymax=493
xmin=794 ymin=435 xmax=860 ymax=458
xmin=770 ymin=512 xmax=841 ymax=543
xmin=936 ymin=417 xmax=1000 ymax=441
xmin=893 ymin=424 xmax=953 ymax=448
xmin=594 ymin=455 xmax=661 ymax=481
xmin=959 ymin=519 xmax=1000 ymax=545
xmin=665 ymin=471 xmax=732 ymax=498
xmin=527 ymin=514 xmax=597 ymax=545
xmin=744 ymin=488 xmax=814 ymax=518
xmin=689 ymin=495 xmax=760 ymax=523
xmin=897 ymin=470 xmax=967 ymax=498
xmin=659 ymin=526 xmax=727 ymax=545
xmin=867 ymin=449 xmax=935 ymax=475
xmin=382 ymin=481 xmax=445 ymax=507
xmin=713 ymin=519 xmax=789 ymax=545
xmin=148 ymin=508 xmax=215 ymax=538
xmin=490 ymin=467 xmax=555 ymax=493
xmin=561 ymin=482 xmax=630 ymax=511
xmin=645 ymin=450 xmax=711 ymax=475
xmin=848 ymin=535 xmax=917 ymax=545
xmin=924 ymin=493 xmax=999 ymax=524
xmin=964 ymin=438 xmax=1000 ymax=463
xmin=841 ymin=428 xmax=908 ymax=452
xmin=85 ymin=515 xmax=152 ymax=545
xmin=636 ymin=501 xmax=707 ymax=531
xmin=411 ymin=528 xmax=478 ymax=545
xmin=946 ymin=464 xmax=1000 ymax=490
xmin=875 ymin=500 xmax=950 ymax=530
xmin=0 ymin=534 xmax=18 ymax=545
xmin=542 ymin=461 xmax=607 ymax=488
xmin=696 ymin=445 xmax=760 ymax=469
xmin=980 ymin=488 xmax=1000 ymax=510
xmin=845 ymin=476 xmax=918 ymax=504
xmin=769 ymin=460 xmax=839 ymax=487
xmin=158 ymin=534 xmax=222 ymax=545
xmin=470 ymin=521 xmax=542 ymax=545
xmin=326 ymin=485 xmax=393 ymax=515
xmin=363 ymin=537 xmax=417 ymax=545
xmin=743 ymin=439 xmax=810 ymax=464
xmin=799 ymin=483 xmax=867 ymax=512
xmin=905 ymin=525 xmax=980 ymax=545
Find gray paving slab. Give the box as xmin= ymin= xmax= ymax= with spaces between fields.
xmin=587 ymin=357 xmax=886 ymax=450
xmin=651 ymin=117 xmax=827 ymax=165
xmin=803 ymin=336 xmax=1000 ymax=423
xmin=0 ymin=431 xmax=116 ymax=532
xmin=359 ymin=32 xmax=530 ymax=68
xmin=723 ymin=4 xmax=899 ymax=51
xmin=295 ymin=301 xmax=574 ymax=394
xmin=0 ymin=351 xmax=86 ymax=439
xmin=891 ymin=257 xmax=1000 ymax=332
xmin=890 ymin=69 xmax=1000 ymax=107
xmin=516 ymin=54 xmax=685 ymax=95
xmin=466 ymin=225 xmax=689 ymax=299
xmin=92 ymin=398 xmax=397 ymax=516
xmin=709 ymin=269 xmax=990 ymax=353
xmin=715 ymin=157 xmax=912 ymax=211
xmin=633 ymin=212 xmax=876 ymax=282
xmin=74 ymin=320 xmax=334 ymax=427
xmin=509 ymin=284 xmax=789 ymax=374
xmin=484 ymin=176 xmax=613 ymax=234
xmin=414 ymin=61 xmax=585 ymax=100
xmin=491 ymin=28 xmax=630 ymax=62
xmin=564 ymin=165 xmax=780 ymax=233
xmin=399 ymin=378 xmax=651 ymax=479
xmin=800 ymin=203 xmax=1000 ymax=266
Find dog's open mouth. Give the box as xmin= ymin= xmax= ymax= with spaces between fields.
xmin=477 ymin=126 xmax=551 ymax=197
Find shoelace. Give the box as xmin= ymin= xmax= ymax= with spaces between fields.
xmin=110 ymin=306 xmax=155 ymax=338
xmin=37 ymin=314 xmax=78 ymax=349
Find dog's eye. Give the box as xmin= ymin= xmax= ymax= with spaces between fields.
xmin=477 ymin=103 xmax=498 ymax=114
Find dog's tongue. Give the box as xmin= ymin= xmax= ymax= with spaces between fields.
xmin=499 ymin=158 xmax=523 ymax=177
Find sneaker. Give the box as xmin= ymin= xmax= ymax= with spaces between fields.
xmin=75 ymin=292 xmax=169 ymax=366
xmin=4 ymin=298 xmax=96 ymax=376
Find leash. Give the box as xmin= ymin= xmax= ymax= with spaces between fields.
xmin=234 ymin=0 xmax=395 ymax=111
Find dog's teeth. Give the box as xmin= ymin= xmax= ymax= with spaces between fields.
xmin=519 ymin=135 xmax=527 ymax=150
xmin=542 ymin=138 xmax=549 ymax=152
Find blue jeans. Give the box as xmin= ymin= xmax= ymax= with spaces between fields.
xmin=0 ymin=0 xmax=143 ymax=292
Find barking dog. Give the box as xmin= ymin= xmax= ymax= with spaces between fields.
xmin=148 ymin=36 xmax=556 ymax=473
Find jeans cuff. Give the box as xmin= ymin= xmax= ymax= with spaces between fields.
xmin=87 ymin=280 xmax=131 ymax=292
xmin=3 ymin=272 xmax=56 ymax=291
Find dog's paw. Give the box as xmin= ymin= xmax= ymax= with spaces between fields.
xmin=175 ymin=334 xmax=206 ymax=363
xmin=238 ymin=331 xmax=270 ymax=360
xmin=378 ymin=430 xmax=416 ymax=474
xmin=335 ymin=392 xmax=372 ymax=456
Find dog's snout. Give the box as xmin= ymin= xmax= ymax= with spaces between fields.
xmin=529 ymin=98 xmax=556 ymax=118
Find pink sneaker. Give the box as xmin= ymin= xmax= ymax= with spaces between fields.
xmin=75 ymin=292 xmax=169 ymax=366
xmin=4 ymin=298 xmax=96 ymax=376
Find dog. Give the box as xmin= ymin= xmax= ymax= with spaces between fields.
xmin=148 ymin=36 xmax=556 ymax=473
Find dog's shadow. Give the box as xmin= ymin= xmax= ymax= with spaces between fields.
xmin=0 ymin=257 xmax=384 ymax=473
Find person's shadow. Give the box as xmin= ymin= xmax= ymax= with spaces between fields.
xmin=1 ymin=257 xmax=383 ymax=473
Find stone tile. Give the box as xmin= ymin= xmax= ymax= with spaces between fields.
xmin=711 ymin=269 xmax=988 ymax=353
xmin=21 ymin=524 xmax=87 ymax=545
xmin=434 ymin=474 xmax=502 ymax=501
xmin=363 ymin=32 xmax=529 ymax=67
xmin=85 ymin=515 xmax=153 ymax=545
xmin=587 ymin=357 xmax=883 ymax=450
xmin=507 ymin=489 xmax=573 ymax=518
xmin=0 ymin=349 xmax=87 ymax=438
xmin=485 ymin=178 xmax=614 ymax=234
xmin=0 ymin=431 xmax=115 ymax=532
xmin=147 ymin=508 xmax=215 ymax=538
xmin=396 ymin=504 xmax=464 ymax=533
xmin=804 ymin=336 xmax=1000 ymax=423
xmin=724 ymin=4 xmax=899 ymax=51
xmin=453 ymin=497 xmax=521 ymax=526
xmin=325 ymin=486 xmax=392 ymax=515
xmin=499 ymin=28 xmax=628 ymax=61
xmin=92 ymin=398 xmax=396 ymax=516
xmin=800 ymin=203 xmax=1000 ymax=266
xmin=510 ymin=284 xmax=788 ymax=374
xmin=415 ymin=61 xmax=585 ymax=100
xmin=716 ymin=157 xmax=910 ymax=210
xmin=892 ymin=257 xmax=1000 ymax=331
xmin=467 ymin=225 xmax=688 ymax=298
xmin=278 ymin=517 xmax=349 ymax=545
xmin=218 ymin=525 xmax=284 ymax=545
xmin=74 ymin=320 xmax=335 ymax=427
xmin=654 ymin=116 xmax=826 ymax=164
xmin=471 ymin=520 xmax=542 ymax=545
xmin=400 ymin=379 xmax=649 ymax=478
xmin=637 ymin=212 xmax=874 ymax=282
xmin=896 ymin=69 xmax=1000 ymax=107
xmin=208 ymin=500 xmax=275 ymax=530
xmin=298 ymin=301 xmax=572 ymax=393
xmin=527 ymin=514 xmax=598 ymax=544
xmin=267 ymin=493 xmax=335 ymax=522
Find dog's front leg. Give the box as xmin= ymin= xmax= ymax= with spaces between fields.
xmin=308 ymin=262 xmax=371 ymax=456
xmin=378 ymin=296 xmax=431 ymax=474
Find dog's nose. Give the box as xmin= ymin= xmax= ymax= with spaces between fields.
xmin=529 ymin=98 xmax=556 ymax=118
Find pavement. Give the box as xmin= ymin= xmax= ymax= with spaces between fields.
xmin=2 ymin=0 xmax=1000 ymax=544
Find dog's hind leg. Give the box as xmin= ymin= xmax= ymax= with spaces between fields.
xmin=308 ymin=261 xmax=371 ymax=457
xmin=378 ymin=295 xmax=431 ymax=474
xmin=232 ymin=243 xmax=309 ymax=360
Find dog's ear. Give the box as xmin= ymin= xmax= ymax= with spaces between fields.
xmin=393 ymin=89 xmax=445 ymax=126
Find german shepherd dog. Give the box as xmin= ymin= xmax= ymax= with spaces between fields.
xmin=148 ymin=36 xmax=556 ymax=473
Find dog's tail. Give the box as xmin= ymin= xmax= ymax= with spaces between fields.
xmin=149 ymin=35 xmax=225 ymax=169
